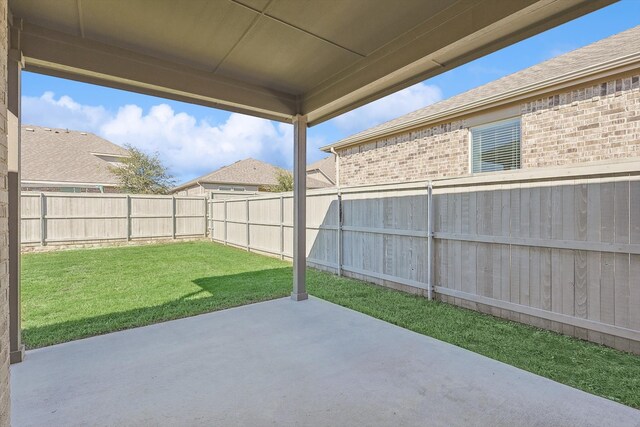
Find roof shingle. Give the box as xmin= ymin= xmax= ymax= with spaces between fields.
xmin=174 ymin=158 xmax=283 ymax=191
xmin=22 ymin=125 xmax=128 ymax=185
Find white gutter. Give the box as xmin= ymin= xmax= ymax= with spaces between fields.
xmin=330 ymin=147 xmax=340 ymax=189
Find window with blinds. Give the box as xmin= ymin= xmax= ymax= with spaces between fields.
xmin=470 ymin=118 xmax=521 ymax=173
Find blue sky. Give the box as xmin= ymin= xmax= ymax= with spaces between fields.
xmin=22 ymin=1 xmax=640 ymax=183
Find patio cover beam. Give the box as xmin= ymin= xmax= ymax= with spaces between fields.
xmin=18 ymin=22 xmax=298 ymax=123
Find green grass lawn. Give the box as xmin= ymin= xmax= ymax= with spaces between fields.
xmin=22 ymin=241 xmax=639 ymax=408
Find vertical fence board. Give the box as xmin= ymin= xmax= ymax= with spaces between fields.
xmin=574 ymin=183 xmax=588 ymax=331
xmin=614 ymin=181 xmax=631 ymax=348
xmin=491 ymin=187 xmax=502 ymax=309
xmin=600 ymin=182 xmax=616 ymax=347
xmin=499 ymin=188 xmax=511 ymax=316
xmin=509 ymin=187 xmax=521 ymax=310
xmin=586 ymin=181 xmax=602 ymax=342
xmin=630 ymin=180 xmax=640 ymax=338
xmin=528 ymin=185 xmax=541 ymax=314
xmin=519 ymin=184 xmax=531 ymax=311
xmin=539 ymin=186 xmax=552 ymax=319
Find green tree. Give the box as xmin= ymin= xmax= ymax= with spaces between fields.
xmin=270 ymin=169 xmax=294 ymax=192
xmin=109 ymin=145 xmax=175 ymax=194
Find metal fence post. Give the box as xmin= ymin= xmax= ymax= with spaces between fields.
xmin=427 ymin=181 xmax=434 ymax=300
xmin=39 ymin=192 xmax=46 ymax=246
xmin=279 ymin=195 xmax=284 ymax=260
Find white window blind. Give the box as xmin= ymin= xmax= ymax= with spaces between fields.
xmin=470 ymin=118 xmax=521 ymax=173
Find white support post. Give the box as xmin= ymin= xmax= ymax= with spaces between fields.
xmin=291 ymin=115 xmax=308 ymax=301
xmin=8 ymin=43 xmax=24 ymax=363
xmin=427 ymin=181 xmax=434 ymax=300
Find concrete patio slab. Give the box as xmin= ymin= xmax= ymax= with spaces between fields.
xmin=12 ymin=297 xmax=640 ymax=427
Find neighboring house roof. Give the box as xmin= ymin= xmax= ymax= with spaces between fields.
xmin=306 ymin=155 xmax=336 ymax=185
xmin=173 ymin=158 xmax=282 ymax=192
xmin=21 ymin=125 xmax=128 ymax=186
xmin=174 ymin=157 xmax=333 ymax=192
xmin=323 ymin=25 xmax=640 ymax=151
xmin=306 ymin=175 xmax=333 ymax=189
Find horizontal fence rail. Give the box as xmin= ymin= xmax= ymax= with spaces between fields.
xmin=22 ymin=192 xmax=208 ymax=246
xmin=209 ymin=165 xmax=640 ymax=353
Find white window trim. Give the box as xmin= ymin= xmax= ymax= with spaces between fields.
xmin=469 ymin=116 xmax=522 ymax=174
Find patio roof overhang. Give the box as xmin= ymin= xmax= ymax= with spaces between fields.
xmin=10 ymin=0 xmax=614 ymax=125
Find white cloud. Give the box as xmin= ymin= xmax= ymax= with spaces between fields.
xmin=332 ymin=83 xmax=442 ymax=133
xmin=22 ymin=91 xmax=110 ymax=131
xmin=21 ymin=92 xmax=313 ymax=182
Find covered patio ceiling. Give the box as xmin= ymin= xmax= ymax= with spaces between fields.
xmin=10 ymin=0 xmax=614 ymax=125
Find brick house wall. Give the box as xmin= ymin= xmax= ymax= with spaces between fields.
xmin=521 ymin=75 xmax=640 ymax=167
xmin=0 ymin=0 xmax=9 ymax=424
xmin=337 ymin=72 xmax=640 ymax=186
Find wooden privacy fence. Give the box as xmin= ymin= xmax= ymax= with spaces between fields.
xmin=210 ymin=163 xmax=640 ymax=353
xmin=22 ymin=192 xmax=208 ymax=246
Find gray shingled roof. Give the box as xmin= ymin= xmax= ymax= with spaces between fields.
xmin=174 ymin=158 xmax=283 ymax=191
xmin=175 ymin=158 xmax=331 ymax=191
xmin=22 ymin=125 xmax=128 ymax=185
xmin=325 ymin=25 xmax=640 ymax=150
xmin=306 ymin=175 xmax=332 ymax=189
xmin=307 ymin=155 xmax=336 ymax=184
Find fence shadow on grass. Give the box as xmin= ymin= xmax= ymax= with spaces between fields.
xmin=23 ymin=267 xmax=293 ymax=349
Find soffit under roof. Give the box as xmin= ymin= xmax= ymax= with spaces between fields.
xmin=10 ymin=0 xmax=615 ymax=125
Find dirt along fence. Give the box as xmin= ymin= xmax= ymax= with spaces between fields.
xmin=209 ymin=160 xmax=640 ymax=354
xmin=21 ymin=192 xmax=208 ymax=250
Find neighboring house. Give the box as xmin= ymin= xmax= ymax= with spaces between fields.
xmin=322 ymin=26 xmax=640 ymax=187
xmin=173 ymin=158 xmax=331 ymax=196
xmin=173 ymin=158 xmax=280 ymax=196
xmin=306 ymin=155 xmax=336 ymax=188
xmin=22 ymin=125 xmax=129 ymax=193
